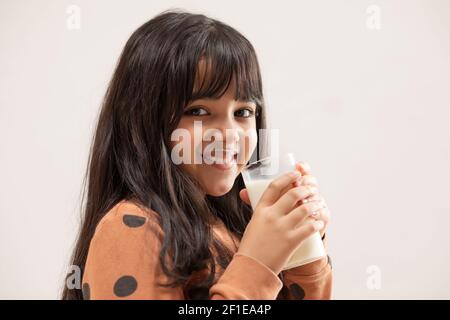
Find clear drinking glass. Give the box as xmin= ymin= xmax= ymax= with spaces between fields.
xmin=241 ymin=153 xmax=326 ymax=270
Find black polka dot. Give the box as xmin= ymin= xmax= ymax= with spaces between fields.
xmin=122 ymin=214 xmax=146 ymax=228
xmin=114 ymin=276 xmax=138 ymax=297
xmin=289 ymin=283 xmax=305 ymax=300
xmin=327 ymin=255 xmax=333 ymax=269
xmin=82 ymin=282 xmax=90 ymax=300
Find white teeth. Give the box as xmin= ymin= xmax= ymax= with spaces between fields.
xmin=203 ymin=149 xmax=237 ymax=165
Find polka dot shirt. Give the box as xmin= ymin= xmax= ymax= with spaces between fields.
xmin=81 ymin=200 xmax=333 ymax=299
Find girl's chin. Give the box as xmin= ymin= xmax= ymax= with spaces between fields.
xmin=192 ymin=163 xmax=246 ymax=196
xmin=205 ymin=183 xmax=234 ymax=196
xmin=202 ymin=174 xmax=237 ymax=196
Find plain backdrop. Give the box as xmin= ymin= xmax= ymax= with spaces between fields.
xmin=1 ymin=0 xmax=449 ymax=299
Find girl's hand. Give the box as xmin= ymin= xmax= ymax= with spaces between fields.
xmin=237 ymin=170 xmax=325 ymax=275
xmin=239 ymin=161 xmax=330 ymax=239
xmin=295 ymin=161 xmax=330 ymax=238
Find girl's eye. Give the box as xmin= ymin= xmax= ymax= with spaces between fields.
xmin=184 ymin=106 xmax=255 ymax=118
xmin=184 ymin=107 xmax=209 ymax=116
xmin=235 ymin=108 xmax=255 ymax=118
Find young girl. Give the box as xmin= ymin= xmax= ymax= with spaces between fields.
xmin=62 ymin=9 xmax=332 ymax=300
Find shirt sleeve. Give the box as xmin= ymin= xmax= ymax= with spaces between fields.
xmin=81 ymin=205 xmax=283 ymax=300
xmin=276 ymin=233 xmax=333 ymax=300
xmin=209 ymin=253 xmax=283 ymax=299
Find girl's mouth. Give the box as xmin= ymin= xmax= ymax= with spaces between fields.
xmin=202 ymin=149 xmax=238 ymax=171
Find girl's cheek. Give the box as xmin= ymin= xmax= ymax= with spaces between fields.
xmin=246 ymin=128 xmax=258 ymax=160
xmin=236 ymin=129 xmax=257 ymax=167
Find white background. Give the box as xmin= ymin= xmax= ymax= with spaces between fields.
xmin=1 ymin=0 xmax=449 ymax=299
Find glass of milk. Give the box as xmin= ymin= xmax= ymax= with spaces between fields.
xmin=241 ymin=153 xmax=326 ymax=270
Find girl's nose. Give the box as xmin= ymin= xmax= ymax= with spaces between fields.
xmin=215 ymin=125 xmax=240 ymax=147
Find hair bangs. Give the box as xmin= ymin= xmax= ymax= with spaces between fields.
xmin=188 ymin=29 xmax=263 ymax=108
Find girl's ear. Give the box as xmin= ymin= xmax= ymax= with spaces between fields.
xmin=239 ymin=188 xmax=251 ymax=206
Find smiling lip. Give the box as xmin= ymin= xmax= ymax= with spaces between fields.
xmin=211 ymin=156 xmax=237 ymax=171
xmin=202 ymin=150 xmax=238 ymax=171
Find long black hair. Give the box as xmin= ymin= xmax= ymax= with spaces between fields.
xmin=61 ymin=9 xmax=268 ymax=299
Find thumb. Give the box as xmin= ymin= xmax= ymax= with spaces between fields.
xmin=239 ymin=188 xmax=251 ymax=206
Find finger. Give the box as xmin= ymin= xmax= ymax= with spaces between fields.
xmin=299 ymin=174 xmax=318 ymax=187
xmin=316 ymin=206 xmax=330 ymax=225
xmin=301 ymin=197 xmax=330 ymax=230
xmin=239 ymin=188 xmax=251 ymax=206
xmin=258 ymin=170 xmax=302 ymax=206
xmin=307 ymin=205 xmax=330 ymax=233
xmin=284 ymin=200 xmax=326 ymax=227
xmin=300 ymin=193 xmax=322 ymax=205
xmin=288 ymin=219 xmax=324 ymax=243
xmin=296 ymin=161 xmax=312 ymax=176
xmin=284 ymin=175 xmax=303 ymax=194
xmin=272 ymin=185 xmax=319 ymax=214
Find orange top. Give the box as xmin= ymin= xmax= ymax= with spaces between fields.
xmin=81 ymin=200 xmax=333 ymax=300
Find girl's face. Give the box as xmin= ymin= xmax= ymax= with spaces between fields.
xmin=170 ymin=76 xmax=258 ymax=196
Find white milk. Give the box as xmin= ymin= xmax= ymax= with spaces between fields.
xmin=246 ymin=179 xmax=272 ymax=209
xmin=245 ymin=179 xmax=326 ymax=270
